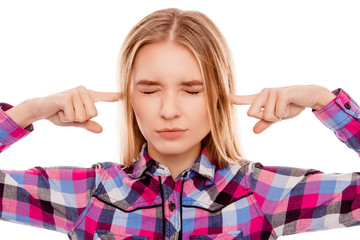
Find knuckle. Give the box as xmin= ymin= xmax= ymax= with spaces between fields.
xmin=88 ymin=111 xmax=98 ymax=119
xmin=278 ymin=88 xmax=286 ymax=98
xmin=280 ymin=87 xmax=290 ymax=98
xmin=263 ymin=112 xmax=276 ymax=122
xmin=68 ymin=89 xmax=79 ymax=99
xmin=261 ymin=88 xmax=269 ymax=94
xmin=66 ymin=112 xmax=75 ymax=121
xmin=271 ymin=117 xmax=279 ymax=122
xmin=247 ymin=109 xmax=261 ymax=119
xmin=76 ymin=116 xmax=87 ymax=122
xmin=76 ymin=85 xmax=87 ymax=92
xmin=262 ymin=114 xmax=270 ymax=121
xmin=58 ymin=112 xmax=66 ymax=122
xmin=270 ymin=88 xmax=278 ymax=95
xmin=274 ymin=112 xmax=282 ymax=119
xmin=61 ymin=114 xmax=72 ymax=122
xmin=70 ymin=88 xmax=78 ymax=94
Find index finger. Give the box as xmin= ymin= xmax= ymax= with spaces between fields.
xmin=230 ymin=94 xmax=257 ymax=105
xmin=89 ymin=90 xmax=123 ymax=103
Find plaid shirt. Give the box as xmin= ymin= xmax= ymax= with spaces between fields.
xmin=0 ymin=89 xmax=360 ymax=240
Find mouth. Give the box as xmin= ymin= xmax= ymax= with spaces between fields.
xmin=156 ymin=127 xmax=185 ymax=132
xmin=156 ymin=128 xmax=187 ymax=139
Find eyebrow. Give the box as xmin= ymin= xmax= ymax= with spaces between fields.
xmin=136 ymin=80 xmax=203 ymax=87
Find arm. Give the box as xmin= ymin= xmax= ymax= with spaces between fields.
xmin=0 ymin=165 xmax=98 ymax=234
xmin=5 ymin=86 xmax=122 ymax=134
xmin=231 ymin=85 xmax=336 ymax=134
xmin=0 ymin=103 xmax=33 ymax=152
xmin=250 ymin=162 xmax=360 ymax=237
xmin=1 ymin=86 xmax=122 ymax=152
xmin=0 ymin=86 xmax=122 ymax=233
xmin=314 ymin=88 xmax=360 ymax=155
xmin=0 ymin=106 xmax=99 ymax=233
xmin=247 ymin=88 xmax=360 ymax=236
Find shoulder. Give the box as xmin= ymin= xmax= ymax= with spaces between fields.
xmin=211 ymin=160 xmax=253 ymax=190
xmin=245 ymin=161 xmax=322 ymax=191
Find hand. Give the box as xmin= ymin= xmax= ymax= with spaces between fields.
xmin=231 ymin=85 xmax=336 ymax=134
xmin=8 ymin=86 xmax=122 ymax=133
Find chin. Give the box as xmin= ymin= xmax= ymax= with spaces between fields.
xmin=151 ymin=140 xmax=198 ymax=156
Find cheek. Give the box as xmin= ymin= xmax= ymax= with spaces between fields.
xmin=131 ymin=93 xmax=156 ymax=135
xmin=185 ymin=97 xmax=210 ymax=127
xmin=131 ymin=94 xmax=146 ymax=125
xmin=200 ymin=106 xmax=210 ymax=128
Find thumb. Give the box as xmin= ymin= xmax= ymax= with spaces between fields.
xmin=253 ymin=119 xmax=274 ymax=134
xmin=73 ymin=120 xmax=103 ymax=133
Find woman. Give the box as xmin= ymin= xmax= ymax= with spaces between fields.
xmin=1 ymin=8 xmax=359 ymax=240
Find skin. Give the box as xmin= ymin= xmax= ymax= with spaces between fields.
xmin=5 ymin=44 xmax=336 ymax=180
xmin=130 ymin=41 xmax=211 ymax=179
xmin=6 ymin=87 xmax=122 ymax=132
xmin=232 ymin=85 xmax=336 ymax=134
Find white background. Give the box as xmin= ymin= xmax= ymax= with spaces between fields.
xmin=0 ymin=0 xmax=360 ymax=239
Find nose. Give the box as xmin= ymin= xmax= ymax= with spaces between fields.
xmin=159 ymin=92 xmax=181 ymax=120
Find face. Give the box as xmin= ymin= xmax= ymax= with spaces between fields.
xmin=131 ymin=41 xmax=211 ymax=163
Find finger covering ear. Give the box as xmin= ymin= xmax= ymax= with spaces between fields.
xmin=230 ymin=94 xmax=256 ymax=105
xmin=90 ymin=91 xmax=123 ymax=103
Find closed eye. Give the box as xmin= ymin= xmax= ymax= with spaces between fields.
xmin=140 ymin=90 xmax=202 ymax=95
xmin=141 ymin=91 xmax=157 ymax=94
xmin=186 ymin=91 xmax=200 ymax=95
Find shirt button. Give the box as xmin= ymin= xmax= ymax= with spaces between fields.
xmin=345 ymin=102 xmax=351 ymax=110
xmin=169 ymin=202 xmax=176 ymax=212
xmin=182 ymin=171 xmax=188 ymax=178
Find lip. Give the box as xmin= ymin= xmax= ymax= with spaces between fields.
xmin=156 ymin=127 xmax=186 ymax=132
xmin=156 ymin=128 xmax=187 ymax=139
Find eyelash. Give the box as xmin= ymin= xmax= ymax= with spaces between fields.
xmin=141 ymin=91 xmax=200 ymax=95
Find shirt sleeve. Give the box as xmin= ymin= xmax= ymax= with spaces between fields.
xmin=0 ymin=102 xmax=98 ymax=234
xmin=0 ymin=103 xmax=33 ymax=152
xmin=0 ymin=165 xmax=98 ymax=234
xmin=313 ymin=88 xmax=360 ymax=155
xmin=249 ymin=89 xmax=360 ymax=237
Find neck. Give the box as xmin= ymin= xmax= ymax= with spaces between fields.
xmin=148 ymin=143 xmax=201 ymax=180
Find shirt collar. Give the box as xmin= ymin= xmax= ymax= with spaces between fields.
xmin=129 ymin=143 xmax=216 ymax=182
xmin=188 ymin=147 xmax=216 ymax=182
xmin=129 ymin=143 xmax=156 ymax=179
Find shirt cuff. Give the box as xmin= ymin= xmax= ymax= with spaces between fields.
xmin=313 ymin=89 xmax=359 ymax=131
xmin=0 ymin=103 xmax=33 ymax=152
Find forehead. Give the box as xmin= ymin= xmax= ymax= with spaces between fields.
xmin=132 ymin=41 xmax=202 ymax=84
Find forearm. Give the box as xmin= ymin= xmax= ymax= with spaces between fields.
xmin=5 ymin=98 xmax=39 ymax=129
xmin=0 ymin=103 xmax=33 ymax=152
xmin=311 ymin=85 xmax=337 ymax=111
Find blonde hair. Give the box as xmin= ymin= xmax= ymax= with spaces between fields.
xmin=118 ymin=8 xmax=243 ymax=169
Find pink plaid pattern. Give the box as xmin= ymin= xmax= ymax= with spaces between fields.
xmin=1 ymin=88 xmax=360 ymax=240
xmin=0 ymin=103 xmax=33 ymax=152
